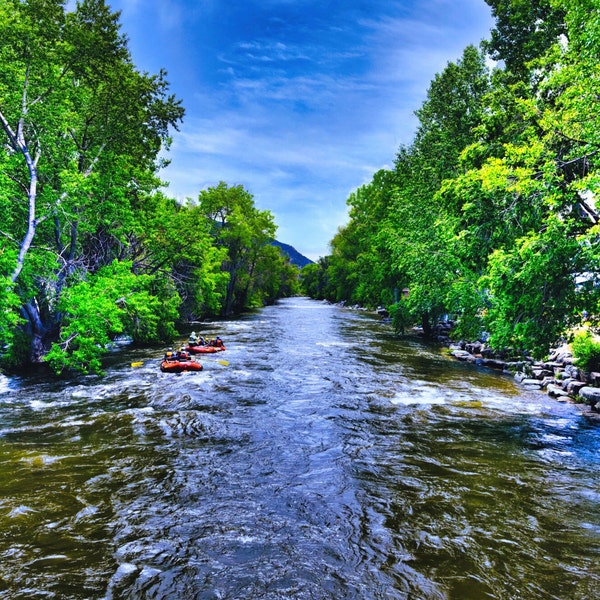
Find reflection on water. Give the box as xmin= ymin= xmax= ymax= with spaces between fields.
xmin=0 ymin=298 xmax=598 ymax=599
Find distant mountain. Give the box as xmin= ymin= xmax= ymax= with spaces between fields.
xmin=271 ymin=240 xmax=314 ymax=268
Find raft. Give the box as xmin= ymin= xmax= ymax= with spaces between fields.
xmin=185 ymin=343 xmax=226 ymax=354
xmin=160 ymin=358 xmax=203 ymax=373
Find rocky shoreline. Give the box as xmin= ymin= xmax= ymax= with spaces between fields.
xmin=446 ymin=337 xmax=600 ymax=419
xmin=341 ymin=302 xmax=600 ymax=418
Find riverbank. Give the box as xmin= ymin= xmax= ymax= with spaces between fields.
xmin=325 ymin=301 xmax=599 ymax=418
xmin=442 ymin=335 xmax=600 ymax=420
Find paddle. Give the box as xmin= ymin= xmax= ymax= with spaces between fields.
xmin=217 ymin=359 xmax=229 ymax=366
xmin=131 ymin=361 xmax=144 ymax=367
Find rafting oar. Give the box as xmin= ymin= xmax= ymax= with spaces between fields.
xmin=217 ymin=359 xmax=229 ymax=366
xmin=131 ymin=361 xmax=144 ymax=367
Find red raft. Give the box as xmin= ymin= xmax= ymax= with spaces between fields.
xmin=185 ymin=343 xmax=226 ymax=354
xmin=160 ymin=358 xmax=203 ymax=373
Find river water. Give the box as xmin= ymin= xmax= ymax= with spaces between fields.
xmin=0 ymin=297 xmax=598 ymax=599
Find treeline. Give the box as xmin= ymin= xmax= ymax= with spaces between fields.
xmin=301 ymin=0 xmax=600 ymax=359
xmin=0 ymin=0 xmax=298 ymax=375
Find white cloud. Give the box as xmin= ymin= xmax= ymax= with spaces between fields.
xmin=112 ymin=0 xmax=494 ymax=259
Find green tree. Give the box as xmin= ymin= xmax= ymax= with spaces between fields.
xmin=483 ymin=0 xmax=566 ymax=79
xmin=309 ymin=47 xmax=492 ymax=335
xmin=300 ymin=258 xmax=332 ymax=300
xmin=44 ymin=260 xmax=180 ymax=375
xmin=128 ymin=192 xmax=228 ymax=320
xmin=383 ymin=148 xmax=461 ymax=336
xmin=197 ymin=181 xmax=281 ymax=315
xmin=0 ymin=0 xmax=183 ymax=371
xmin=299 ymin=2 xmax=600 ymax=358
xmin=482 ymin=216 xmax=582 ymax=357
xmin=414 ymin=45 xmax=491 ymax=186
xmin=381 ymin=47 xmax=491 ymax=335
xmin=330 ymin=169 xmax=399 ymax=308
xmin=251 ymin=244 xmax=300 ymax=306
xmin=457 ymin=0 xmax=600 ymax=354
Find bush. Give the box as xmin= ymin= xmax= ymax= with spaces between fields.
xmin=571 ymin=330 xmax=600 ymax=373
xmin=389 ymin=301 xmax=412 ymax=334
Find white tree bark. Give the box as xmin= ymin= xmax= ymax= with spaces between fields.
xmin=0 ymin=67 xmax=41 ymax=284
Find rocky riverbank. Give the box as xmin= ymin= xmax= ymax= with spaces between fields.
xmin=339 ymin=302 xmax=600 ymax=418
xmin=447 ymin=339 xmax=600 ymax=418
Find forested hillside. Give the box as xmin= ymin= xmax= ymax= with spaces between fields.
xmin=0 ymin=0 xmax=299 ymax=375
xmin=301 ymin=0 xmax=600 ymax=360
xmin=271 ymin=241 xmax=314 ymax=268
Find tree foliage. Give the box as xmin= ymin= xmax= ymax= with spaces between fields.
xmin=45 ymin=260 xmax=180 ymax=375
xmin=306 ymin=2 xmax=600 ymax=359
xmin=0 ymin=1 xmax=298 ymax=375
xmin=482 ymin=0 xmax=566 ymax=79
xmin=197 ymin=181 xmax=298 ymax=316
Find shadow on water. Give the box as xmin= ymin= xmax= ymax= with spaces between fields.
xmin=0 ymin=298 xmax=598 ymax=599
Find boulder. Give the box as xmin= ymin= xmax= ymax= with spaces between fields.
xmin=480 ymin=358 xmax=507 ymax=370
xmin=578 ymin=386 xmax=600 ymax=404
xmin=564 ymin=364 xmax=580 ymax=380
xmin=547 ymin=384 xmax=570 ymax=400
xmin=546 ymin=344 xmax=574 ymax=364
xmin=559 ymin=377 xmax=574 ymax=390
xmin=452 ymin=350 xmax=473 ymax=361
xmin=566 ymin=381 xmax=587 ymax=396
xmin=521 ymin=378 xmax=543 ymax=389
xmin=465 ymin=341 xmax=482 ymax=355
xmin=514 ymin=372 xmax=527 ymax=383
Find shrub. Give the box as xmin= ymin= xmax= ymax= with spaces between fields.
xmin=571 ymin=330 xmax=600 ymax=373
xmin=389 ymin=301 xmax=412 ymax=334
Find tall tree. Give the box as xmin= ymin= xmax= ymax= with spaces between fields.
xmin=197 ymin=182 xmax=281 ymax=315
xmin=382 ymin=47 xmax=491 ymax=335
xmin=483 ymin=0 xmax=566 ymax=78
xmin=438 ymin=0 xmax=600 ymax=354
xmin=0 ymin=0 xmax=183 ymax=369
xmin=414 ymin=45 xmax=491 ymax=190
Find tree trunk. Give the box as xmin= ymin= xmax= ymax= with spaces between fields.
xmin=23 ymin=301 xmax=47 ymax=363
xmin=0 ymin=84 xmax=41 ymax=285
xmin=421 ymin=312 xmax=432 ymax=337
xmin=223 ymin=264 xmax=237 ymax=316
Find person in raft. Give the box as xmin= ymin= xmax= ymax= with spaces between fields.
xmin=176 ymin=347 xmax=190 ymax=360
xmin=189 ymin=331 xmax=206 ymax=346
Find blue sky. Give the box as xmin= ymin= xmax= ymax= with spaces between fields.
xmin=107 ymin=0 xmax=494 ymax=261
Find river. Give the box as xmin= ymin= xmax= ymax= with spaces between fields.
xmin=0 ymin=297 xmax=598 ymax=599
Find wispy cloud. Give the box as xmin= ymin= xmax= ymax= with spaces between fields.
xmin=110 ymin=0 xmax=493 ymax=260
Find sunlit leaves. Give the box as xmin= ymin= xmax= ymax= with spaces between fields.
xmin=482 ymin=216 xmax=580 ymax=357
xmin=312 ymin=1 xmax=600 ymax=359
xmin=197 ymin=181 xmax=294 ymax=315
xmin=0 ymin=0 xmax=186 ymax=371
xmin=45 ymin=260 xmax=179 ymax=374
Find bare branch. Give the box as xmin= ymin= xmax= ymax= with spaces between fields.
xmin=0 ymin=108 xmax=19 ymax=151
